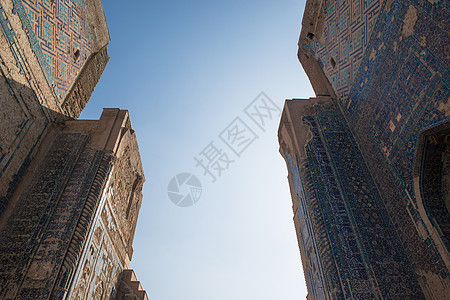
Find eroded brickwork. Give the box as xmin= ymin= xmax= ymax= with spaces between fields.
xmin=0 ymin=0 xmax=110 ymax=218
xmin=0 ymin=132 xmax=108 ymax=299
xmin=0 ymin=109 xmax=146 ymax=300
xmin=66 ymin=112 xmax=145 ymax=300
xmin=115 ymin=270 xmax=149 ymax=300
xmin=0 ymin=1 xmax=148 ymax=298
xmin=280 ymin=99 xmax=424 ymax=298
xmin=62 ymin=45 xmax=109 ymax=118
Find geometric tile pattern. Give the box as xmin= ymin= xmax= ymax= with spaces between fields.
xmin=298 ymin=102 xmax=424 ymax=299
xmin=286 ymin=0 xmax=450 ymax=298
xmin=302 ymin=0 xmax=381 ymax=100
xmin=339 ymin=0 xmax=450 ymax=285
xmin=347 ymin=0 xmax=450 ymax=196
xmin=21 ymin=0 xmax=93 ymax=99
xmin=285 ymin=152 xmax=328 ymax=300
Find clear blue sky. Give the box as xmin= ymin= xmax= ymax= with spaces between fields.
xmin=81 ymin=0 xmax=315 ymax=299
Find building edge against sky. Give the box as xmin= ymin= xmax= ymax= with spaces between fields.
xmin=279 ymin=0 xmax=449 ymax=299
xmin=0 ymin=0 xmax=148 ymax=299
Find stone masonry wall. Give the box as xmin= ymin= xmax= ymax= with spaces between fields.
xmin=0 ymin=0 xmax=110 ymax=220
xmin=0 ymin=109 xmax=145 ymax=300
xmin=0 ymin=132 xmax=110 ymax=299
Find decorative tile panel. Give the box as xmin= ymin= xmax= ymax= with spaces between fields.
xmin=302 ymin=0 xmax=382 ymax=100
xmin=20 ymin=0 xmax=94 ymax=99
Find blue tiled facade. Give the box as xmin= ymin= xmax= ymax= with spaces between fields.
xmin=0 ymin=0 xmax=109 ymax=216
xmin=20 ymin=0 xmax=94 ymax=98
xmin=301 ymin=0 xmax=382 ymax=99
xmin=0 ymin=0 xmax=109 ymax=220
xmin=286 ymin=152 xmax=329 ymax=299
xmin=280 ymin=0 xmax=450 ymax=298
xmin=281 ymin=100 xmax=424 ymax=298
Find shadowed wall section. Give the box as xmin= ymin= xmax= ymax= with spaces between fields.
xmin=0 ymin=109 xmax=145 ymax=300
xmin=0 ymin=0 xmax=109 ymax=218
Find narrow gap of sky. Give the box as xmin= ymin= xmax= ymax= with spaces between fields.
xmin=82 ymin=1 xmax=314 ymax=299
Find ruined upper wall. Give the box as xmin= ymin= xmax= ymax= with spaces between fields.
xmin=20 ymin=0 xmax=110 ymax=102
xmin=0 ymin=0 xmax=109 ymax=217
xmin=298 ymin=0 xmax=381 ymax=100
xmin=65 ymin=109 xmax=146 ymax=300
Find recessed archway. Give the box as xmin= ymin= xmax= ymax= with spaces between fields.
xmin=413 ymin=121 xmax=450 ymax=259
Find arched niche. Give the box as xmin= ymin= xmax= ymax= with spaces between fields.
xmin=413 ymin=121 xmax=450 ymax=269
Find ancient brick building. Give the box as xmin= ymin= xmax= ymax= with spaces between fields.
xmin=0 ymin=0 xmax=109 ymax=215
xmin=0 ymin=0 xmax=148 ymax=299
xmin=278 ymin=0 xmax=449 ymax=299
xmin=0 ymin=109 xmax=147 ymax=299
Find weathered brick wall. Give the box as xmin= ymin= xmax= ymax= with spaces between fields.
xmin=0 ymin=109 xmax=145 ymax=300
xmin=66 ymin=112 xmax=145 ymax=300
xmin=0 ymin=0 xmax=110 ymax=220
xmin=107 ymin=129 xmax=145 ymax=259
xmin=62 ymin=46 xmax=109 ymax=118
xmin=115 ymin=270 xmax=149 ymax=300
xmin=0 ymin=1 xmax=54 ymax=216
xmin=64 ymin=184 xmax=126 ymax=300
xmin=0 ymin=132 xmax=110 ymax=299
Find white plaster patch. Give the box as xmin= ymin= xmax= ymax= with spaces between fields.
xmin=402 ymin=5 xmax=418 ymax=37
xmin=385 ymin=0 xmax=395 ymax=12
xmin=419 ymin=36 xmax=426 ymax=47
xmin=389 ymin=120 xmax=396 ymax=132
xmin=369 ymin=48 xmax=376 ymax=61
xmin=437 ymin=97 xmax=450 ymax=116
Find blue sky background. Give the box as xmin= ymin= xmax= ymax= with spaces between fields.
xmin=81 ymin=0 xmax=315 ymax=299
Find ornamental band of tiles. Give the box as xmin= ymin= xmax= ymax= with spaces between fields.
xmin=279 ymin=0 xmax=449 ymax=299
xmin=0 ymin=0 xmax=148 ymax=299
